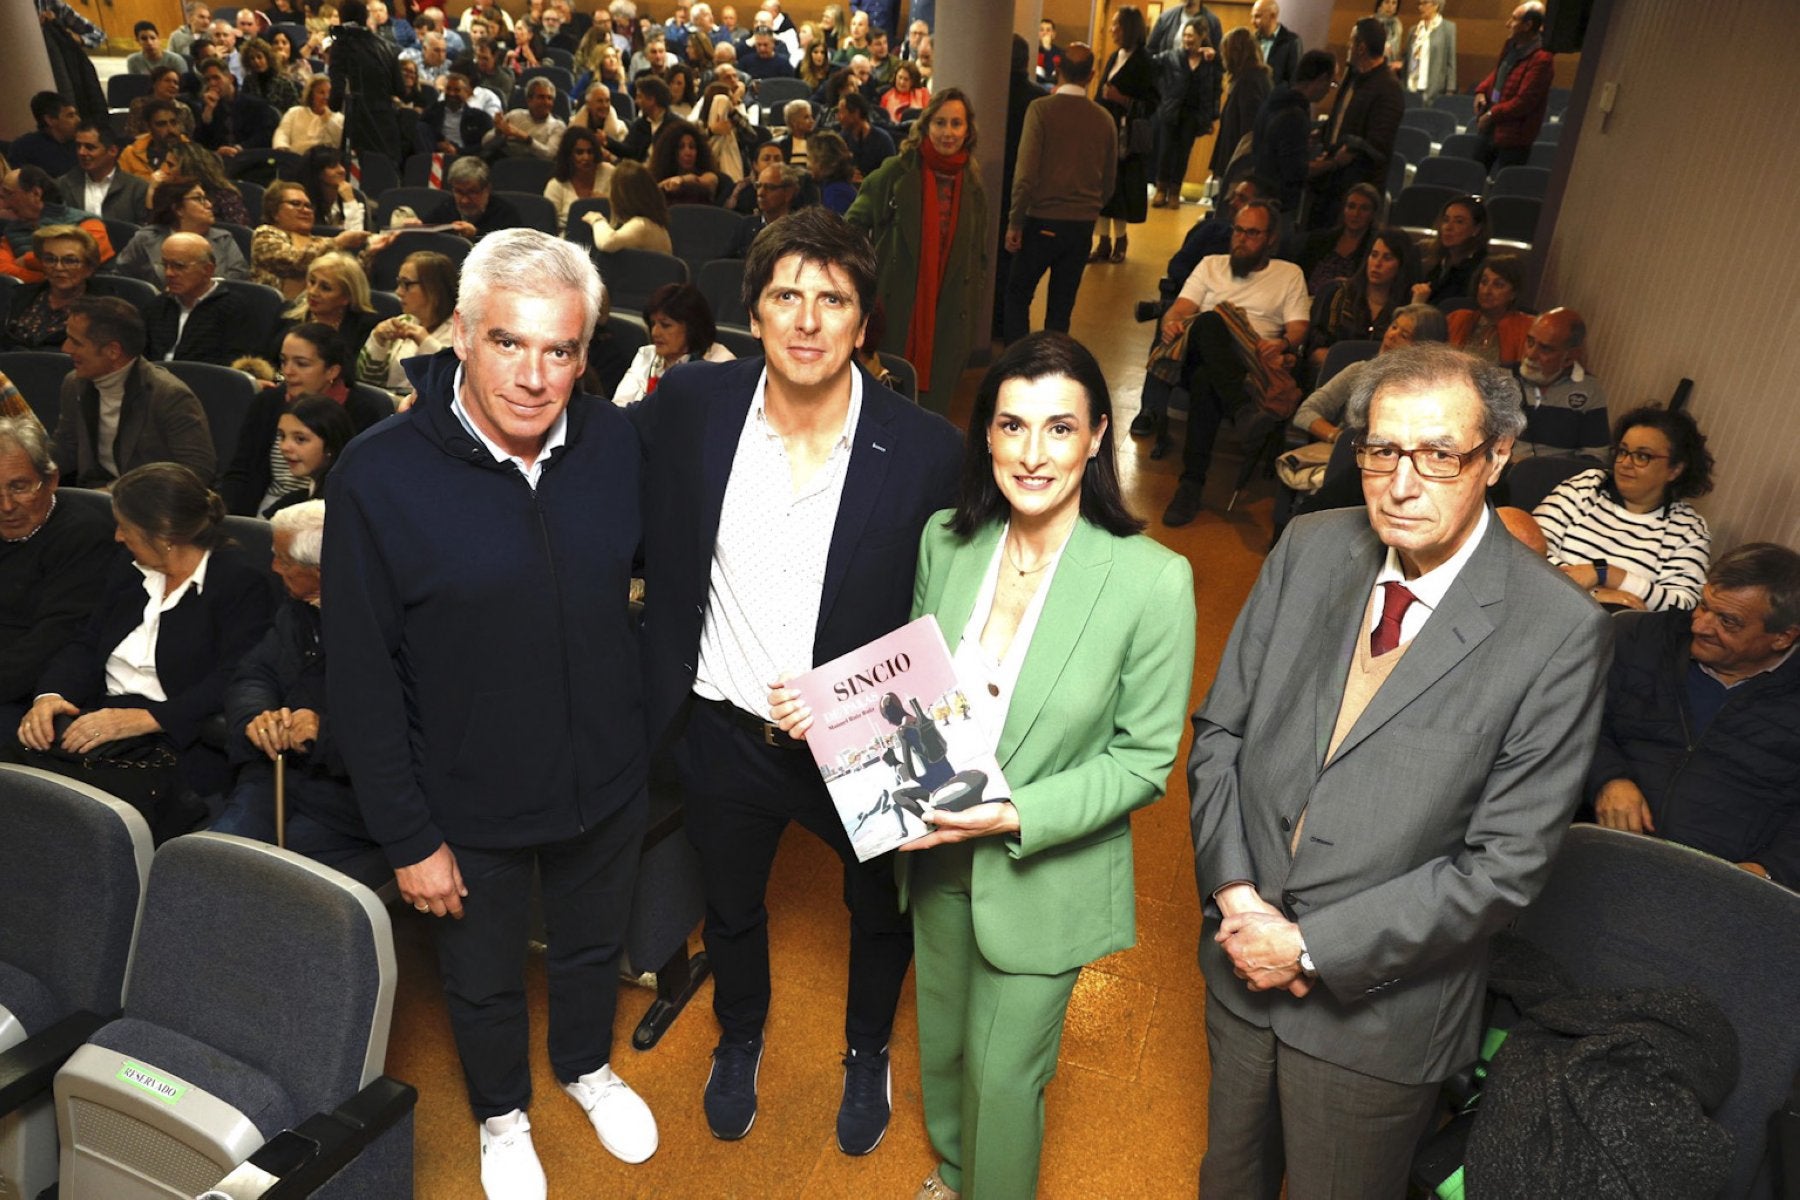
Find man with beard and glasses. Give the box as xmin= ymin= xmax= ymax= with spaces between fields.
xmin=1509 ymin=306 xmax=1610 ymax=463
xmin=1142 ymin=199 xmax=1308 ymax=525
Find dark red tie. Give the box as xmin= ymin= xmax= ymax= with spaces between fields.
xmin=1370 ymin=582 xmax=1418 ymax=657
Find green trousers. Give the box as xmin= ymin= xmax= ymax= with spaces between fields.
xmin=912 ymin=841 xmax=1084 ymax=1199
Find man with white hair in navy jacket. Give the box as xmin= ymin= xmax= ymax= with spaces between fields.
xmin=322 ymin=229 xmax=656 ymax=1200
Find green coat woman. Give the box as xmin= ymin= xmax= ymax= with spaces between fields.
xmin=846 ymin=88 xmax=988 ymax=415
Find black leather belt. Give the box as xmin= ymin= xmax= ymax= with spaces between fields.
xmin=701 ymin=697 xmax=809 ymax=752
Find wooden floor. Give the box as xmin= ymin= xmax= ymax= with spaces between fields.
xmin=386 ymin=199 xmax=1279 ymax=1197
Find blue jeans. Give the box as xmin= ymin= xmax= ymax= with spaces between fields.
xmin=1002 ymin=217 xmax=1098 ymax=346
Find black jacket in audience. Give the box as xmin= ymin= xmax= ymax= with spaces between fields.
xmin=0 ymin=492 xmax=116 ymax=717
xmin=418 ymin=100 xmax=494 ymax=156
xmin=34 ymin=546 xmax=278 ymax=794
xmin=145 ymin=280 xmax=261 ymax=366
xmin=187 ymin=93 xmax=280 ymax=152
xmin=221 ymin=383 xmax=394 ymax=516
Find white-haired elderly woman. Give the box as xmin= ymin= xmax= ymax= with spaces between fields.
xmin=212 ymin=500 xmax=386 ymax=885
xmin=319 ymin=229 xmax=659 ymax=1187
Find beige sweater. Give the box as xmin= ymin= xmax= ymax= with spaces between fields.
xmin=1008 ymin=90 xmax=1120 ymax=228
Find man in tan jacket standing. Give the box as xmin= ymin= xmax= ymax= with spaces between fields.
xmin=1001 ymin=43 xmax=1117 ymax=345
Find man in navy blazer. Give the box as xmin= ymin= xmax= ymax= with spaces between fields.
xmin=635 ymin=207 xmax=961 ymax=1156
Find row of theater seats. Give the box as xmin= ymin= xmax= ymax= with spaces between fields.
xmin=1381 ymin=91 xmax=1566 ymax=244
xmin=0 ymin=764 xmax=413 ymax=1200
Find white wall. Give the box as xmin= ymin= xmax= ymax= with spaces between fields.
xmin=1538 ymin=0 xmax=1800 ymax=550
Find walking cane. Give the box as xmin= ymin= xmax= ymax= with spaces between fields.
xmin=274 ymin=751 xmax=287 ymax=850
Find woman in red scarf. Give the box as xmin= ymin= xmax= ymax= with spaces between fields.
xmin=847 ymin=88 xmax=988 ymax=415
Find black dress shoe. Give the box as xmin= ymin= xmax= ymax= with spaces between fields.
xmin=1088 ymin=235 xmax=1112 ymax=263
xmin=1129 ymin=410 xmax=1156 ymax=437
xmin=1163 ymin=481 xmax=1205 ymax=527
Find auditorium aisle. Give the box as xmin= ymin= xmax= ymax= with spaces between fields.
xmin=376 ymin=198 xmax=1271 ymax=1198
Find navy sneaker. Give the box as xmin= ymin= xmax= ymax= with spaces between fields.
xmin=703 ymin=1036 xmax=763 ymax=1140
xmin=836 ymin=1047 xmax=892 ymax=1156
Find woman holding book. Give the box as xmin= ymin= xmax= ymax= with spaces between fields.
xmin=771 ymin=331 xmax=1196 ymax=1200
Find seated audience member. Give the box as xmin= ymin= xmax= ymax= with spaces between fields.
xmin=129 ymin=21 xmax=190 ymax=76
xmin=1533 ymin=405 xmax=1713 ymax=612
xmin=357 ymin=250 xmax=458 ymax=394
xmin=666 ymin=64 xmax=700 ymax=122
xmin=739 ymin=25 xmax=793 ymax=82
xmin=1291 ymin=302 xmax=1447 ymax=444
xmin=445 ymin=155 xmax=524 ymax=239
xmin=52 ymin=298 xmax=216 ymax=488
xmin=726 ymin=161 xmax=801 ymax=255
xmin=169 ymin=4 xmax=212 ymax=62
xmin=878 ymin=60 xmax=928 ymax=123
xmin=648 ymin=118 xmax=722 ymax=204
xmin=833 ymin=90 xmax=893 ymax=179
xmin=189 ymin=60 xmax=279 ymax=158
xmin=120 ymin=99 xmax=192 ymax=180
xmin=267 ymin=394 xmax=355 ymax=513
xmin=225 ymin=324 xmax=386 ymax=514
xmin=1447 ymin=251 xmax=1531 ymax=364
xmin=1512 ymin=306 xmax=1610 ymax=461
xmin=273 ymin=76 xmax=345 ymax=153
xmin=569 ymin=84 xmax=631 ymax=144
xmin=115 ymin=175 xmax=252 ymax=285
xmin=1146 ymin=199 xmax=1309 ymax=526
xmin=125 ymin=69 xmax=195 ymax=140
xmin=212 ymin=503 xmax=386 ymax=877
xmin=1307 ymin=226 xmax=1420 ymax=373
xmin=0 ymin=413 xmax=116 ymax=732
xmin=806 ymin=130 xmax=857 ymax=213
xmin=1297 ymin=182 xmax=1380 ymax=297
xmin=777 ymin=97 xmax=814 ymax=167
xmin=700 ymin=80 xmax=757 ymax=184
xmin=420 ymin=71 xmax=495 ymax=158
xmin=545 ymin=127 xmax=614 ymax=233
xmin=725 ymin=141 xmax=786 ymax=214
xmin=58 ymin=124 xmax=152 ymax=225
xmin=2 ymin=226 xmax=128 ymax=352
xmin=12 ymin=463 xmax=276 ymax=835
xmin=1588 ymin=543 xmax=1800 ymax=888
xmin=241 ymin=36 xmax=301 ymax=111
xmin=581 ymin=159 xmax=674 ymax=252
xmin=299 ymin=147 xmax=369 ymax=232
xmin=1150 ymin=175 xmax=1283 ymax=321
xmin=156 ymin=141 xmax=254 ymax=226
xmin=0 ymin=168 xmax=114 ymax=283
xmin=9 ymin=93 xmax=82 ymax=178
xmin=483 ymin=76 xmax=568 ymax=160
xmin=251 ymin=181 xmax=370 ymax=299
xmin=611 ymin=282 xmax=734 ymax=406
xmin=396 ymin=56 xmax=435 ymax=113
xmin=1410 ymin=194 xmax=1488 ymax=307
xmin=144 ymin=232 xmax=255 ymax=365
xmin=270 ymin=251 xmax=380 ymax=363
xmin=606 ymin=75 xmax=673 ymax=162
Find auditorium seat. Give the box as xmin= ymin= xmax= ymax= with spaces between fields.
xmin=696 ymin=257 xmax=749 ymax=327
xmin=605 ymin=310 xmax=651 ymax=360
xmin=369 ymin=289 xmax=404 ymax=320
xmin=231 ymin=280 xmax=290 ymax=353
xmin=367 ymin=230 xmax=470 ymax=291
xmin=354 ymin=151 xmax=401 ymax=204
xmin=51 ymin=832 xmax=409 ymax=1199
xmin=161 ymin=361 xmax=260 ymax=477
xmin=517 ymin=65 xmax=576 ymax=102
xmin=668 ymin=205 xmax=746 ymax=278
xmin=1489 ymin=165 xmax=1550 ymax=201
xmin=495 ymin=190 xmax=560 ymax=234
xmin=216 ymin=221 xmax=255 ymax=261
xmin=1393 ymin=126 xmax=1433 ymax=171
xmin=489 ymin=157 xmax=555 ymax=195
xmin=97 ymin=217 xmax=141 ymax=261
xmin=1485 ymin=195 xmax=1541 ymax=244
xmin=373 ymin=186 xmax=455 ymax=231
xmin=1437 ymin=133 xmax=1485 ymax=162
xmin=1316 ymin=338 xmax=1379 ymax=388
xmin=1527 ymin=141 xmax=1558 ymax=170
xmin=595 ymin=248 xmax=687 ymax=311
xmin=106 ymin=75 xmax=153 ymax=109
xmin=1505 ymin=826 xmax=1799 ymax=1200
xmin=1411 ymin=156 xmax=1487 ymax=197
xmin=564 ymin=196 xmax=611 ymax=244
xmin=877 ymin=353 xmax=917 ymax=402
xmin=755 ymin=77 xmax=812 ymax=114
xmin=1398 ymin=107 xmax=1457 ymax=145
xmin=1384 ymin=152 xmax=1410 ymax=204
xmin=1390 ymin=184 xmax=1462 ymax=232
xmin=96 ymin=274 xmax=159 ymax=311
xmin=1535 ymin=121 xmax=1563 ymax=145
xmin=0 ymin=351 xmax=72 ymax=431
xmin=1429 ymin=93 xmax=1476 ymax=130
xmin=0 ymin=765 xmax=153 ymax=1200
xmin=236 ymin=179 xmax=265 ymax=222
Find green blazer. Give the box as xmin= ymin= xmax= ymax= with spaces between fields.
xmin=903 ymin=512 xmax=1197 ymax=975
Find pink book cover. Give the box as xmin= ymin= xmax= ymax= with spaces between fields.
xmin=788 ymin=615 xmax=1010 ymax=862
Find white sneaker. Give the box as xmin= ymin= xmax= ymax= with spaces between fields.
xmin=478 ymin=1110 xmax=546 ymax=1200
xmin=564 ymin=1062 xmax=659 ymax=1164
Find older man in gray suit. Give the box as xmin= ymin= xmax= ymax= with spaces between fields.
xmin=1188 ymin=343 xmax=1611 ymax=1198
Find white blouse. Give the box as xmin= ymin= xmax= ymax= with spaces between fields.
xmin=104 ymin=551 xmax=213 ymax=702
xmin=951 ymin=523 xmax=1069 ymax=749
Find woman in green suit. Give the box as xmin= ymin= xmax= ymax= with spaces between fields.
xmin=775 ymin=332 xmax=1196 ymax=1198
xmin=845 ymin=88 xmax=988 ymax=415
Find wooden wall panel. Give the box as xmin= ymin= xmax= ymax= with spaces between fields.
xmin=1538 ymin=0 xmax=1800 ymax=549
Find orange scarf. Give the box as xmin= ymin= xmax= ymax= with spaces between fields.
xmin=905 ymin=140 xmax=967 ymax=384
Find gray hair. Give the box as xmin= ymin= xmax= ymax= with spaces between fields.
xmin=1709 ymin=543 xmax=1800 ymax=632
xmin=271 ymin=498 xmax=325 ymax=566
xmin=1391 ymin=303 xmax=1447 ymax=343
xmin=0 ymin=414 xmax=56 ymax=478
xmin=1344 ymin=342 xmax=1526 ymax=447
xmin=777 ymin=163 xmax=806 ymax=189
xmin=446 ymin=155 xmax=490 ymax=188
xmin=459 ymin=228 xmax=605 ymax=343
xmin=783 ymin=98 xmax=811 ymax=124
xmin=585 ymin=83 xmax=612 ymax=102
xmin=525 ymin=76 xmax=557 ymax=98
